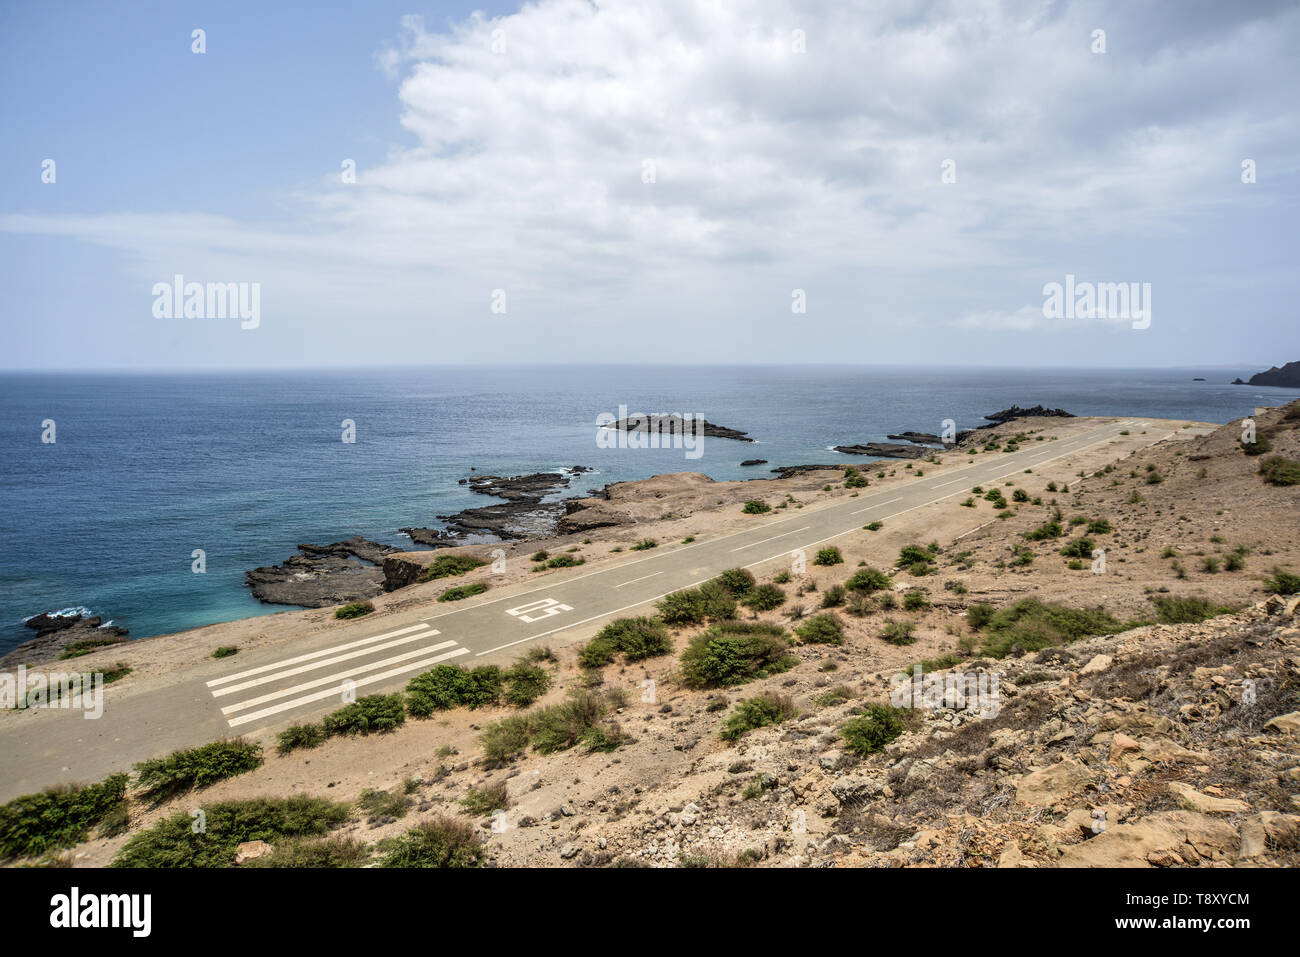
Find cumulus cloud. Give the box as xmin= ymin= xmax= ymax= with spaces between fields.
xmin=4 ymin=0 xmax=1298 ymax=366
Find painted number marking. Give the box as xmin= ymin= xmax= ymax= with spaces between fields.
xmin=506 ymin=598 xmax=573 ymax=624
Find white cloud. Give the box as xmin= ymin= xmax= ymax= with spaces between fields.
xmin=4 ymin=0 xmax=1299 ymax=366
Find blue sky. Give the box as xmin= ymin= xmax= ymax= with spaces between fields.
xmin=2 ymin=0 xmax=1298 ymax=370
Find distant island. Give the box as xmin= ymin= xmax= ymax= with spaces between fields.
xmin=1233 ymin=361 xmax=1300 ymax=387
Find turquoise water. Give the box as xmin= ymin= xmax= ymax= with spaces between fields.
xmin=1 ymin=364 xmax=1294 ymax=652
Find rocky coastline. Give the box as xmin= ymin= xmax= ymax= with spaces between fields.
xmin=0 ymin=612 xmax=130 ymax=669
xmin=1233 ymin=361 xmax=1300 ymax=388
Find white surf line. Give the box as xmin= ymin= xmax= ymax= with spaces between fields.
xmin=206 ymin=623 xmax=433 ymax=687
xmin=210 ymin=628 xmax=442 ymax=697
xmin=851 ymin=496 xmax=902 ymax=515
xmin=225 ymin=646 xmax=470 ymax=728
xmin=614 ymin=571 xmax=663 ymax=589
xmin=221 ymin=640 xmax=460 ymax=714
xmin=729 ymin=526 xmax=812 ymax=552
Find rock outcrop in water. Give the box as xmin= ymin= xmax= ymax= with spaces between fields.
xmin=982 ymin=405 xmax=1075 ymax=423
xmin=1 ymin=613 xmax=129 ymax=668
xmin=833 ymin=442 xmax=933 ymax=459
xmin=602 ymin=416 xmax=754 ymax=442
xmin=403 ymin=468 xmax=593 ymax=545
xmin=245 ymin=537 xmax=397 ymax=608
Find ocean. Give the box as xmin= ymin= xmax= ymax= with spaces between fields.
xmin=2 ymin=364 xmax=1296 ymax=654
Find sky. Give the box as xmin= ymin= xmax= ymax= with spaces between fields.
xmin=1 ymin=0 xmax=1297 ymax=371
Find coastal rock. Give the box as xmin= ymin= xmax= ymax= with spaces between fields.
xmin=602 ymin=416 xmax=754 ymax=442
xmin=981 ymin=405 xmax=1075 ymax=423
xmin=245 ymin=537 xmax=396 ymax=608
xmin=768 ymin=464 xmax=842 ymax=478
xmin=887 ymin=432 xmax=945 ymax=445
xmin=1 ymin=613 xmax=129 ymax=668
xmin=833 ymin=442 xmax=932 ymax=459
xmin=412 ymin=470 xmax=591 ymax=544
xmin=739 ymin=459 xmax=768 ymax=467
xmin=1239 ymin=361 xmax=1300 ymax=388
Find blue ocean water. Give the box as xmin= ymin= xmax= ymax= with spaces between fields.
xmin=1 ymin=364 xmax=1295 ymax=653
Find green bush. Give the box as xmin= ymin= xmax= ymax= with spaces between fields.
xmin=897 ymin=544 xmax=935 ymax=567
xmin=134 ymin=740 xmax=263 ymax=803
xmin=656 ymin=582 xmax=737 ymax=625
xmin=839 ymin=705 xmax=908 ymax=755
xmin=903 ymin=590 xmax=930 ymax=611
xmin=113 ymin=797 xmax=350 ymax=868
xmin=529 ymin=690 xmax=609 ymax=754
xmin=1087 ymin=518 xmax=1113 ymax=535
xmin=501 ymin=663 xmax=552 ymax=707
xmin=814 ymin=547 xmax=844 ymax=566
xmin=820 ymin=584 xmax=846 ymax=608
xmin=405 ymin=665 xmax=502 ymax=716
xmin=335 ymin=601 xmax=374 ymax=620
xmin=720 ymin=693 xmax=796 ymax=742
xmin=357 ymin=788 xmax=413 ymax=820
xmin=460 ymin=781 xmax=509 ymax=816
xmin=742 ymin=500 xmax=771 ymax=514
xmin=1024 ymin=520 xmax=1063 ymax=541
xmin=244 ymin=835 xmax=371 ymax=868
xmin=276 ymin=723 xmax=326 ymax=755
xmin=418 ymin=554 xmax=489 ymax=582
xmin=1242 ymin=433 xmax=1274 ymax=456
xmin=967 ymin=603 xmax=995 ymax=628
xmin=1150 ymin=596 xmax=1234 ymax=624
xmin=794 ymin=613 xmax=845 ymax=645
xmin=212 ymin=645 xmax=238 ymax=659
xmin=438 ymin=582 xmax=488 ymax=602
xmin=712 ymin=568 xmax=756 ymax=596
xmin=740 ymin=583 xmax=786 ymax=611
xmin=377 ymin=817 xmax=487 ymax=868
xmin=845 ymin=567 xmax=892 ymax=593
xmin=1259 ymin=456 xmax=1300 ymax=486
xmin=630 ymin=539 xmax=658 ymax=551
xmin=679 ymin=623 xmax=795 ymax=688
xmin=546 ymin=554 xmax=584 ymax=568
xmin=581 ymin=617 xmax=673 ymax=667
xmin=57 ymin=636 xmax=124 ymax=659
xmin=976 ymin=599 xmax=1128 ymax=658
xmin=0 ymin=774 xmax=129 ymax=860
xmin=322 ymin=694 xmax=406 ymax=735
xmin=479 ymin=714 xmax=533 ymax=763
xmin=1059 ymin=537 xmax=1096 ymax=559
xmin=1264 ymin=567 xmax=1300 ymax=595
xmin=878 ymin=619 xmax=916 ymax=645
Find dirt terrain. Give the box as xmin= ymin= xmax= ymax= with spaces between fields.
xmin=27 ymin=402 xmax=1300 ymax=868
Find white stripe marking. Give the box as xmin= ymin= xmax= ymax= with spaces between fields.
xmin=211 ymin=628 xmax=441 ymax=697
xmin=220 ymin=640 xmax=459 ymax=713
xmin=225 ymin=646 xmax=469 ymax=727
xmin=614 ymin=571 xmax=663 ymax=589
xmin=729 ymin=526 xmax=812 ymax=552
xmin=206 ymin=623 xmax=432 ymax=687
xmin=851 ymin=497 xmax=902 ymax=514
